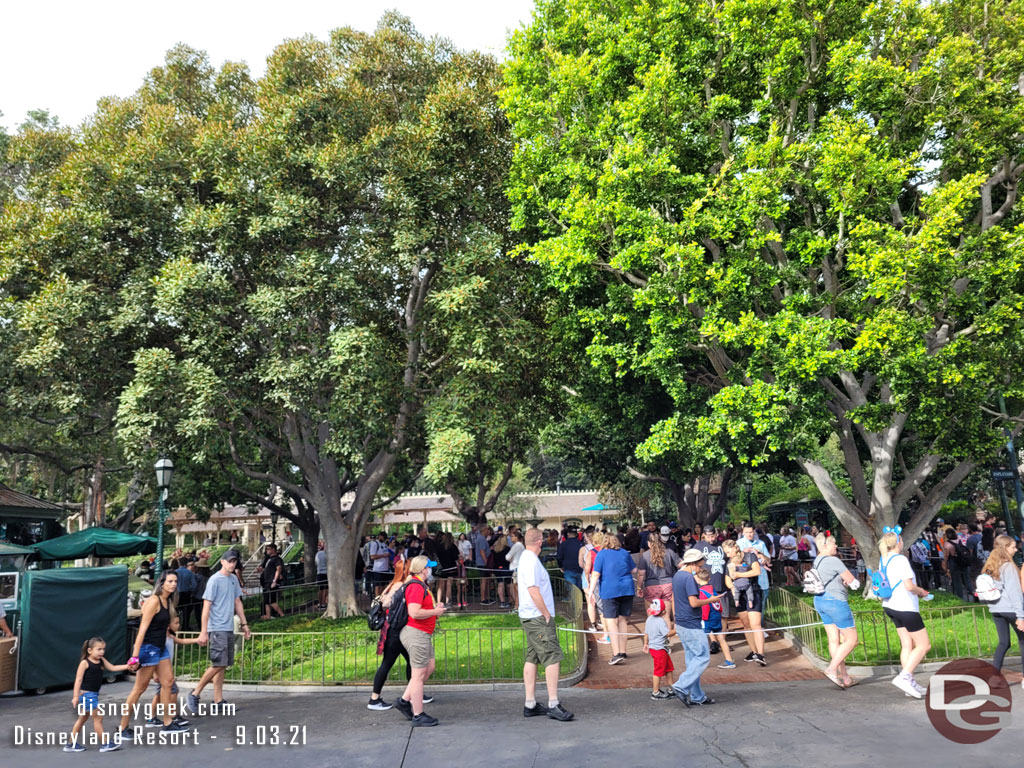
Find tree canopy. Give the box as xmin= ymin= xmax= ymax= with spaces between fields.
xmin=504 ymin=0 xmax=1024 ymax=557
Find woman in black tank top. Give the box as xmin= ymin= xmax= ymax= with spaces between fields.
xmin=118 ymin=570 xmax=185 ymax=736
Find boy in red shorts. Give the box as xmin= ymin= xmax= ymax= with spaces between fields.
xmin=643 ymin=598 xmax=677 ymax=699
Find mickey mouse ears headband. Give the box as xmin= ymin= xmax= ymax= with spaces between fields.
xmin=883 ymin=525 xmax=903 ymax=536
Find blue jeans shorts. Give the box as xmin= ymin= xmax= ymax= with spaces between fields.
xmin=139 ymin=642 xmax=171 ymax=667
xmin=77 ymin=691 xmax=99 ymax=713
xmin=814 ymin=594 xmax=855 ymax=630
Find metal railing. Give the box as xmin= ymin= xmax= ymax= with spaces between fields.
xmin=764 ymin=587 xmax=1004 ymax=666
xmin=135 ymin=576 xmax=586 ymax=686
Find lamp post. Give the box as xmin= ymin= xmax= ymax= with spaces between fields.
xmin=153 ymin=456 xmax=174 ymax=581
xmin=744 ymin=477 xmax=754 ymax=522
xmin=270 ymin=511 xmax=279 ymax=546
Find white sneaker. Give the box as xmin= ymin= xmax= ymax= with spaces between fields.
xmin=892 ymin=672 xmax=921 ymax=699
xmin=909 ymin=676 xmax=927 ymax=696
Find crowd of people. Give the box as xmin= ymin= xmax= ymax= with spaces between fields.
xmin=62 ymin=508 xmax=1024 ymax=743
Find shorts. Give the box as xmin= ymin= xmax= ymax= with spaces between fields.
xmin=150 ymin=678 xmax=179 ymax=695
xmin=494 ymin=567 xmax=512 ymax=583
xmin=77 ymin=691 xmax=99 ymax=712
xmin=262 ymin=587 xmax=281 ymax=606
xmin=720 ymin=590 xmax=735 ymax=618
xmin=399 ymin=626 xmax=435 ymax=669
xmin=814 ymin=594 xmax=856 ymax=630
xmin=208 ymin=630 xmax=236 ymax=668
xmin=643 ymin=583 xmax=674 ymax=603
xmin=703 ymin=611 xmax=723 ymax=634
xmin=372 ymin=570 xmax=391 ymax=587
xmin=650 ymin=648 xmax=674 ymax=677
xmin=883 ymin=608 xmax=926 ymax=633
xmin=735 ymin=588 xmax=763 ymax=614
xmin=317 ymin=572 xmax=327 ymax=585
xmin=521 ymin=616 xmax=563 ymax=667
xmin=601 ymin=594 xmax=634 ymax=619
xmin=139 ymin=642 xmax=171 ymax=667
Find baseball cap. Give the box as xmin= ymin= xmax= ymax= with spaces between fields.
xmin=222 ymin=548 xmax=241 ymax=563
xmin=682 ymin=549 xmax=706 ymax=564
xmin=647 ymin=598 xmax=664 ymax=616
xmin=426 ymin=560 xmax=438 ymax=568
xmin=496 ymin=526 xmax=503 ymax=532
xmin=936 ymin=518 xmax=945 ymax=523
xmin=669 ymin=521 xmax=679 ymax=529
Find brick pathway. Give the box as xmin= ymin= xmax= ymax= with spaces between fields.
xmin=577 ymin=600 xmax=825 ymax=689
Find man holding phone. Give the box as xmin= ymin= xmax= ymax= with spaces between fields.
xmin=672 ymin=548 xmax=726 ymax=706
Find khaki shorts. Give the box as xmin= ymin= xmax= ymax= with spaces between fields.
xmin=521 ymin=616 xmax=563 ymax=668
xmin=399 ymin=625 xmax=435 ymax=669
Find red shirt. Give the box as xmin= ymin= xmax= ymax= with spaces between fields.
xmin=405 ymin=577 xmax=436 ymax=634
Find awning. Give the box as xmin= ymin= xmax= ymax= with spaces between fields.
xmin=31 ymin=528 xmax=158 ymax=560
xmin=0 ymin=543 xmax=37 ymax=556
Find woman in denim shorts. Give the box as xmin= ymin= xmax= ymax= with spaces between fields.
xmin=812 ymin=533 xmax=861 ymax=689
xmin=117 ymin=570 xmax=189 ymax=737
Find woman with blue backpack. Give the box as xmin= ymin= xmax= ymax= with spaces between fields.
xmin=978 ymin=535 xmax=1024 ymax=686
xmin=875 ymin=527 xmax=932 ymax=699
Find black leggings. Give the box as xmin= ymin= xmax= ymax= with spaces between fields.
xmin=372 ymin=633 xmax=411 ymax=695
xmin=992 ymin=612 xmax=1024 ymax=672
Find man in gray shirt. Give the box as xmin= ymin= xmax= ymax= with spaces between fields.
xmin=187 ymin=549 xmax=251 ymax=715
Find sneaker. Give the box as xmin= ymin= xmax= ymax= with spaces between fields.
xmin=211 ymin=700 xmax=232 ymax=715
xmin=524 ymin=703 xmax=548 ymax=717
xmin=411 ymin=713 xmax=439 ymax=727
xmin=596 ymin=636 xmax=611 ymax=645
xmin=608 ymin=653 xmax=626 ymax=665
xmin=99 ymin=741 xmax=122 ymax=753
xmin=481 ymin=600 xmax=495 ymax=606
xmin=909 ymin=677 xmax=927 ymax=696
xmin=63 ymin=742 xmax=86 ymax=752
xmin=394 ymin=697 xmax=414 ymax=721
xmin=709 ymin=641 xmax=721 ymax=654
xmin=717 ymin=661 xmax=737 ymax=669
xmin=367 ymin=697 xmax=393 ymax=711
xmin=689 ymin=696 xmax=716 ymax=706
xmin=744 ymin=652 xmax=756 ymax=663
xmin=892 ymin=672 xmax=922 ymax=699
xmin=172 ymin=716 xmax=190 ymax=727
xmin=422 ymin=694 xmax=435 ymax=704
xmin=546 ymin=703 xmax=574 ymax=721
xmin=161 ymin=721 xmax=189 ymax=734
xmin=754 ymin=653 xmax=768 ymax=667
xmin=117 ymin=729 xmax=134 ymax=743
xmin=651 ymin=690 xmax=674 ymax=700
xmin=185 ymin=691 xmax=200 ymax=714
xmin=146 ymin=717 xmax=163 ymax=727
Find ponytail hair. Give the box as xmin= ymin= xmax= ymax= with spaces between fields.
xmin=878 ymin=532 xmax=900 ymax=557
xmin=81 ymin=636 xmax=105 ymax=660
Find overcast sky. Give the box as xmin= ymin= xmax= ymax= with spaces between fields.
xmin=1 ymin=1 xmax=536 ymax=131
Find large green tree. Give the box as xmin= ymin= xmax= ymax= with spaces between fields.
xmin=505 ymin=0 xmax=1024 ymax=561
xmin=116 ymin=15 xmax=513 ymax=614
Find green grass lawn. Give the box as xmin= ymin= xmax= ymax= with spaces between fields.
xmin=767 ymin=587 xmax=1004 ymax=665
xmin=172 ymin=612 xmax=584 ymax=685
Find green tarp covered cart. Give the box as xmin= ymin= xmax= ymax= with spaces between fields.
xmin=17 ymin=566 xmax=128 ymax=692
xmin=30 ymin=528 xmax=158 ymax=560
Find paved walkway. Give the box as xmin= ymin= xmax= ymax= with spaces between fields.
xmin=4 ymin=677 xmax=1022 ymax=767
xmin=579 ymin=600 xmax=825 ymax=689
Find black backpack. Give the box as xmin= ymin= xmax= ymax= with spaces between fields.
xmin=384 ymin=583 xmax=410 ymax=637
xmin=952 ymin=541 xmax=975 ymax=569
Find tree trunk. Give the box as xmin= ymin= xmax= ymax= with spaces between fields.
xmin=320 ymin=510 xmax=361 ymax=616
xmin=300 ymin=515 xmax=320 ymax=583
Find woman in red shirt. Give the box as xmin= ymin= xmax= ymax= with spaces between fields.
xmin=394 ymin=556 xmax=446 ymax=727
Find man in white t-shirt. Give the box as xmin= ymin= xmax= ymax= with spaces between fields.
xmin=518 ymin=528 xmax=574 ymax=722
xmin=779 ymin=528 xmax=799 ymax=586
